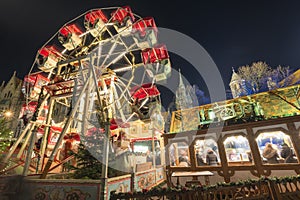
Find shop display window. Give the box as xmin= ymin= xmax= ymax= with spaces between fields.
xmin=194 ymin=138 xmax=220 ymax=166
xmin=256 ymin=131 xmax=298 ymax=164
xmin=169 ymin=142 xmax=190 ymax=167
xmin=224 ymin=135 xmax=253 ymax=165
xmin=133 ymin=140 xmax=162 ymax=166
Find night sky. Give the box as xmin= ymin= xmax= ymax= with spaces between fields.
xmin=1 ymin=0 xmax=300 ymax=95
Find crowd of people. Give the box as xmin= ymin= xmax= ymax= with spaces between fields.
xmin=172 ymin=142 xmax=297 ymax=167
xmin=176 ymin=147 xmax=219 ymax=167
xmin=263 ymin=142 xmax=297 ymax=164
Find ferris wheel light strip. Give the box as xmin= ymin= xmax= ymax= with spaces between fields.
xmin=61 ymin=49 xmax=67 ymax=54
xmin=79 ymin=30 xmax=91 ymax=37
xmin=113 ymin=66 xmax=132 ymax=73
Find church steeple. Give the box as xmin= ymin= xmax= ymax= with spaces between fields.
xmin=229 ymin=67 xmax=247 ymax=98
xmin=178 ymin=69 xmax=184 ymax=88
xmin=175 ymin=69 xmax=193 ymax=110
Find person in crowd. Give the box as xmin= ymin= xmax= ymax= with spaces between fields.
xmin=114 ymin=131 xmax=131 ymax=154
xmin=178 ymin=149 xmax=190 ymax=167
xmin=146 ymin=150 xmax=153 ymax=163
xmin=206 ymin=149 xmax=218 ymax=165
xmin=155 ymin=146 xmax=161 ymax=166
xmin=196 ymin=150 xmax=206 ymax=166
xmin=262 ymin=143 xmax=279 ymax=164
xmin=246 ymin=151 xmax=253 ymax=162
xmin=178 ymin=156 xmax=189 ymax=167
xmin=281 ymin=143 xmax=297 ymax=163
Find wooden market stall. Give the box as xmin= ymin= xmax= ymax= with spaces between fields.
xmin=164 ymin=84 xmax=300 ymax=185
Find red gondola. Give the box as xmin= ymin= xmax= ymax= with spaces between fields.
xmin=141 ymin=44 xmax=171 ymax=82
xmin=130 ymin=83 xmax=160 ymax=101
xmin=58 ymin=24 xmax=83 ymax=50
xmin=110 ymin=118 xmax=130 ymax=130
xmin=111 ymin=6 xmax=135 ymax=24
xmin=130 ymin=83 xmax=161 ymax=120
xmin=37 ymin=45 xmax=63 ymax=72
xmin=63 ymin=132 xmax=80 ymax=141
xmin=45 ymin=126 xmax=63 ymax=146
xmin=111 ymin=6 xmax=135 ymax=35
xmin=22 ymin=72 xmax=50 ymax=100
xmin=142 ymin=44 xmax=169 ymax=64
xmin=84 ymin=9 xmax=108 ymax=37
xmin=19 ymin=101 xmax=48 ymax=122
xmin=132 ymin=17 xmax=158 ymax=49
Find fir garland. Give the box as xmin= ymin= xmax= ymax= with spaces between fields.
xmin=111 ymin=175 xmax=300 ymax=198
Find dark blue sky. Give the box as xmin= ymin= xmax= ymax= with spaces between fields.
xmin=1 ymin=0 xmax=300 ymax=91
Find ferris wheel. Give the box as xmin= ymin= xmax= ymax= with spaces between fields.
xmin=1 ymin=6 xmax=171 ymax=176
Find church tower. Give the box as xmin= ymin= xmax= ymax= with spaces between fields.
xmin=229 ymin=68 xmax=247 ymax=98
xmin=175 ymin=69 xmax=193 ymax=110
xmin=0 ymin=71 xmax=24 ymax=136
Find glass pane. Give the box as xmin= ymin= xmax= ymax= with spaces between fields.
xmin=194 ymin=138 xmax=220 ymax=166
xmin=169 ymin=142 xmax=190 ymax=167
xmin=224 ymin=135 xmax=253 ymax=165
xmin=256 ymin=131 xmax=298 ymax=164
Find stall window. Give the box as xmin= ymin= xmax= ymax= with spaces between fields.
xmin=224 ymin=135 xmax=252 ymax=165
xmin=256 ymin=131 xmax=298 ymax=164
xmin=194 ymin=138 xmax=220 ymax=166
xmin=169 ymin=142 xmax=190 ymax=167
xmin=133 ymin=140 xmax=162 ymax=166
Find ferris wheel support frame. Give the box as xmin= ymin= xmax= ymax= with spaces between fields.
xmin=40 ymin=72 xmax=93 ymax=178
xmin=22 ymin=126 xmax=38 ymax=175
xmin=38 ymin=97 xmax=56 ymax=172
